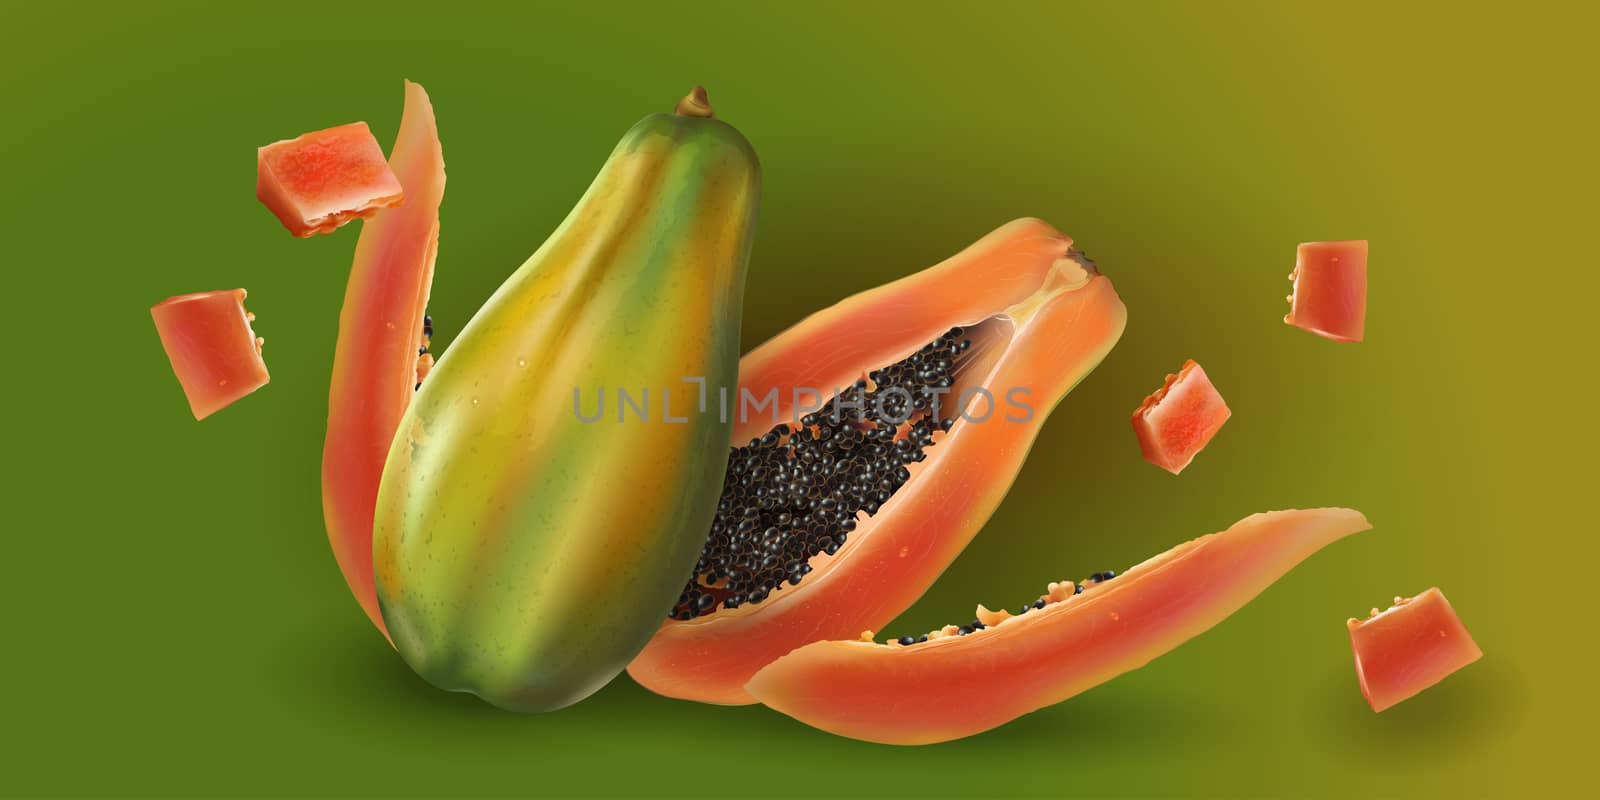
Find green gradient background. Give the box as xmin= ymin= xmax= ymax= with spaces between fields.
xmin=3 ymin=2 xmax=1591 ymax=797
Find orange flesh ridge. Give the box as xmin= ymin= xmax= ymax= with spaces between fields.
xmin=321 ymin=82 xmax=445 ymax=639
xmin=744 ymin=507 xmax=1371 ymax=745
xmin=627 ymin=218 xmax=1128 ymax=705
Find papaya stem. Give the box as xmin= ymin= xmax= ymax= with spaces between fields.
xmin=675 ymin=86 xmax=714 ymax=118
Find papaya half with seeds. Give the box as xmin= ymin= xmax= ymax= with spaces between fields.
xmin=322 ymin=80 xmax=445 ymax=641
xmin=746 ymin=508 xmax=1372 ymax=744
xmin=627 ymin=218 xmax=1128 ymax=705
xmin=373 ymin=88 xmax=760 ymax=712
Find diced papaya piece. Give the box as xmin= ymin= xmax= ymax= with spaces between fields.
xmin=745 ymin=508 xmax=1372 ymax=744
xmin=256 ymin=122 xmax=404 ymax=237
xmin=151 ymin=289 xmax=269 ymax=420
xmin=1131 ymin=359 xmax=1230 ymax=474
xmin=1286 ymin=240 xmax=1367 ymax=342
xmin=1348 ymin=587 xmax=1482 ymax=712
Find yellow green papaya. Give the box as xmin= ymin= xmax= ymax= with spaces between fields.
xmin=373 ymin=87 xmax=759 ymax=712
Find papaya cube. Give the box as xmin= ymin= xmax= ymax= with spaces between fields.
xmin=255 ymin=122 xmax=404 ymax=237
xmin=1348 ymin=587 xmax=1482 ymax=712
xmin=1286 ymin=240 xmax=1367 ymax=342
xmin=151 ymin=289 xmax=269 ymax=420
xmin=1131 ymin=359 xmax=1230 ymax=474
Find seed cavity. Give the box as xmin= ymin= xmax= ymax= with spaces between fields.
xmin=669 ymin=326 xmax=988 ymax=620
xmin=416 ymin=313 xmax=435 ymax=390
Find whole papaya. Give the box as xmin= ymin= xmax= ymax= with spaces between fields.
xmin=373 ymin=87 xmax=759 ymax=712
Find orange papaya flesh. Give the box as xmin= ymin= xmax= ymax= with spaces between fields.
xmin=321 ymin=81 xmax=445 ymax=639
xmin=150 ymin=289 xmax=269 ymax=420
xmin=256 ymin=121 xmax=404 ymax=237
xmin=1131 ymin=359 xmax=1231 ymax=474
xmin=745 ymin=508 xmax=1372 ymax=745
xmin=1348 ymin=587 xmax=1481 ymax=712
xmin=628 ymin=218 xmax=1128 ymax=705
xmin=1286 ymin=240 xmax=1367 ymax=343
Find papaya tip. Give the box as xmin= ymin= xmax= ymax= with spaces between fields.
xmin=675 ymin=86 xmax=715 ymax=118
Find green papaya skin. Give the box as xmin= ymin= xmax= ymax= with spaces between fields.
xmin=373 ymin=88 xmax=759 ymax=712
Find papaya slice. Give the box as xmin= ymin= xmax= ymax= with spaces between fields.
xmin=1131 ymin=359 xmax=1230 ymax=474
xmin=628 ymin=218 xmax=1128 ymax=705
xmin=256 ymin=122 xmax=405 ymax=237
xmin=745 ymin=507 xmax=1371 ymax=744
xmin=1348 ymin=587 xmax=1481 ymax=712
xmin=321 ymin=81 xmax=445 ymax=639
xmin=1286 ymin=240 xmax=1367 ymax=342
xmin=150 ymin=289 xmax=269 ymax=420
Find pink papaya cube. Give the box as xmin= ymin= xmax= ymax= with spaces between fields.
xmin=1286 ymin=240 xmax=1367 ymax=342
xmin=256 ymin=122 xmax=404 ymax=237
xmin=1131 ymin=359 xmax=1231 ymax=474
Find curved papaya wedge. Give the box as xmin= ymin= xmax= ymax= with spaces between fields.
xmin=627 ymin=218 xmax=1128 ymax=705
xmin=321 ymin=80 xmax=445 ymax=639
xmin=745 ymin=507 xmax=1372 ymax=744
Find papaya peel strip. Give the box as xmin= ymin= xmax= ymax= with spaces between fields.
xmin=745 ymin=507 xmax=1373 ymax=745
